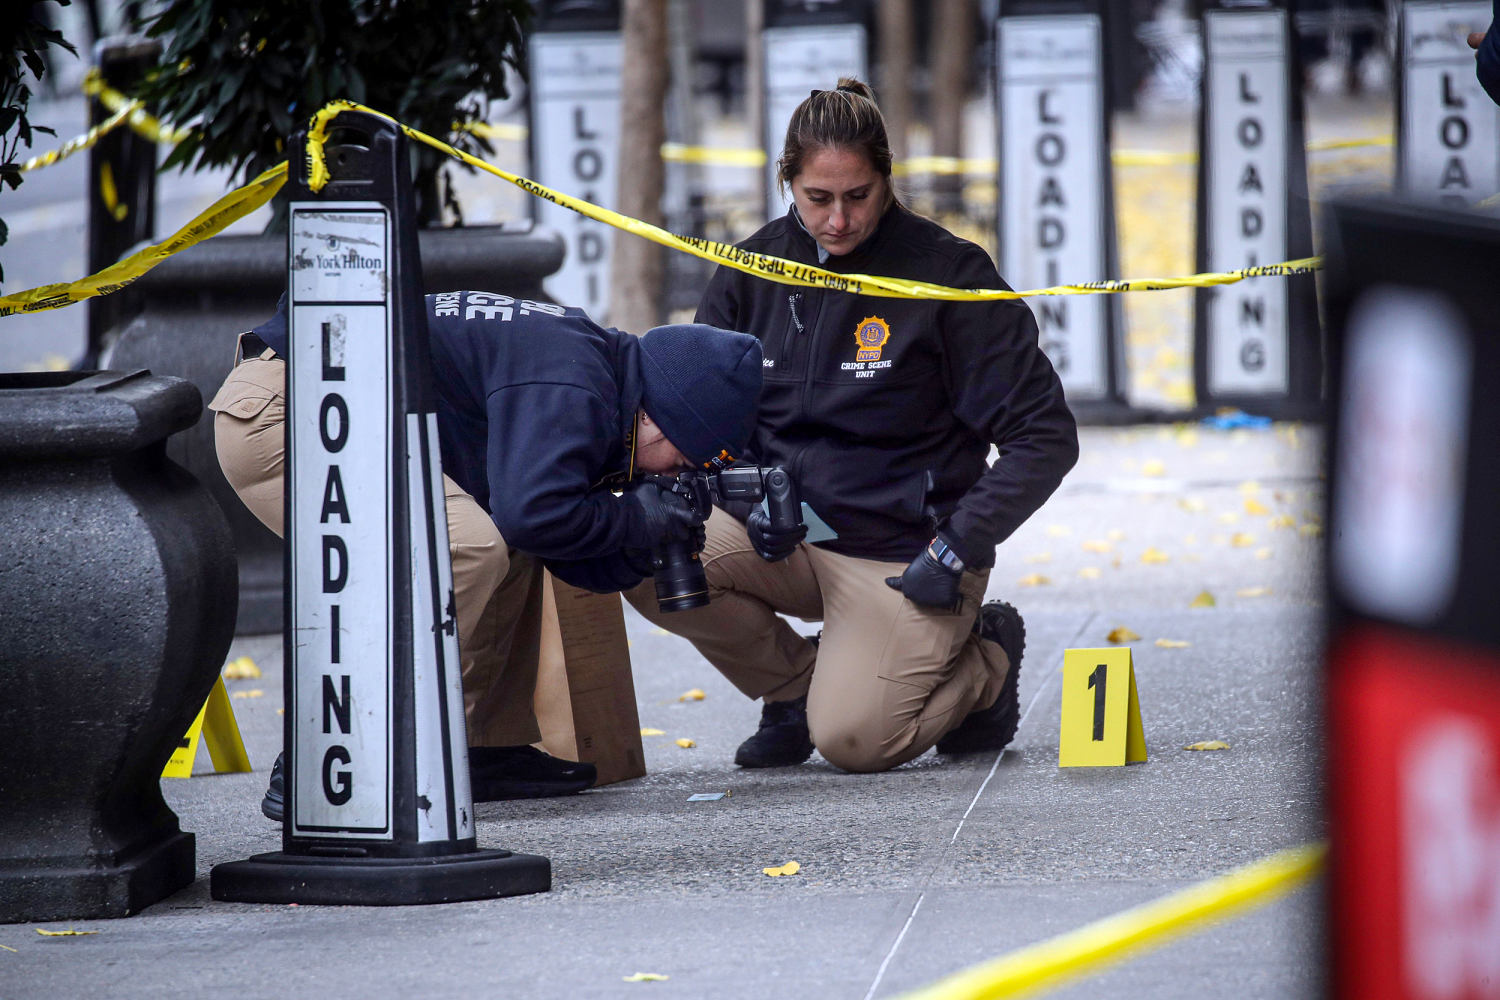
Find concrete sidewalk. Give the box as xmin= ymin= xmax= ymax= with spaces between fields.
xmin=1 ymin=422 xmax=1326 ymax=999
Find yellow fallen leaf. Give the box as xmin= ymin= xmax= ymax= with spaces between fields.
xmin=1230 ymin=533 xmax=1256 ymax=548
xmin=678 ymin=689 xmax=705 ymax=702
xmin=622 ymin=973 xmax=670 ymax=983
xmin=763 ymin=861 xmax=801 ymax=877
xmin=1237 ymin=587 xmax=1272 ymax=598
xmin=650 ymin=628 xmax=671 ymax=636
xmin=1298 ymin=523 xmax=1323 ymax=537
xmin=1243 ymin=498 xmax=1270 ymax=516
xmin=1024 ymin=552 xmax=1052 ymax=564
xmin=1238 ymin=480 xmax=1261 ymax=493
xmin=1077 ymin=567 xmax=1102 ymax=579
xmin=1081 ymin=540 xmax=1113 ymax=553
xmin=1155 ymin=638 xmax=1190 ymax=648
xmin=640 ymin=728 xmax=666 ymax=736
xmin=1255 ymin=548 xmax=1273 ymax=560
xmin=1046 ymin=524 xmax=1072 ymax=537
xmin=231 ymin=689 xmax=264 ymax=700
xmin=1190 ymin=590 xmax=1217 ymax=609
xmin=1269 ymin=514 xmax=1296 ymax=529
xmin=1018 ymin=573 xmax=1051 ymax=587
xmin=1106 ymin=626 xmax=1141 ymax=643
xmin=1140 ymin=547 xmax=1170 ymax=564
xmin=1142 ymin=459 xmax=1166 ymax=477
xmin=1217 ymin=512 xmax=1240 ymax=525
xmin=1177 ymin=497 xmax=1206 ymax=513
xmin=35 ymin=928 xmax=97 ymax=937
xmin=222 ymin=656 xmax=261 ymax=679
xmin=0 ymin=943 xmax=15 ymax=952
xmin=1174 ymin=427 xmax=1199 ymax=448
xmin=1184 ymin=740 xmax=1231 ymax=751
xmin=1107 ymin=529 xmax=1125 ymax=541
xmin=276 ymin=708 xmax=284 ymax=716
xmin=674 ymin=738 xmax=696 ymax=748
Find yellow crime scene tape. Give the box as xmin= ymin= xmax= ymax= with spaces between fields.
xmin=81 ymin=69 xmax=194 ymax=145
xmin=0 ymin=162 xmax=286 ymax=316
xmin=305 ymin=99 xmax=1323 ymax=304
xmin=19 ymin=99 xmax=141 ymax=174
xmin=2 ymin=95 xmax=1324 ymax=318
xmin=898 ymin=842 xmax=1325 ymax=1000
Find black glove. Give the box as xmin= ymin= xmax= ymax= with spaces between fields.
xmin=746 ymin=507 xmax=807 ymax=562
xmin=885 ymin=547 xmax=962 ymax=611
xmin=625 ymin=480 xmax=698 ymax=548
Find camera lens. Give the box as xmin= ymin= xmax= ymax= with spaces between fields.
xmin=654 ymin=540 xmax=709 ymax=612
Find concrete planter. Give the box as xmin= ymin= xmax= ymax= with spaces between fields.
xmin=0 ymin=370 xmax=237 ymax=922
xmin=105 ymin=224 xmax=565 ymax=634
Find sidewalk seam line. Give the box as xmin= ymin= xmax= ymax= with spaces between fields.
xmin=863 ymin=891 xmax=926 ymax=1000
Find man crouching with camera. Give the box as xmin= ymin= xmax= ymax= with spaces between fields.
xmin=209 ymin=291 xmax=763 ymax=819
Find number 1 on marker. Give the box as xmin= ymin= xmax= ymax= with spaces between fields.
xmin=1087 ymin=663 xmax=1107 ymax=741
xmin=1061 ymin=648 xmax=1147 ymax=767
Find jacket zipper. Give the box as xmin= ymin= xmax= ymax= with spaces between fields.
xmin=787 ymin=294 xmax=805 ymax=335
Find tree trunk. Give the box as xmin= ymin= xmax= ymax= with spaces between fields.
xmin=929 ymin=0 xmax=974 ymax=217
xmin=610 ymin=0 xmax=669 ymax=334
xmin=877 ymin=0 xmax=914 ymax=165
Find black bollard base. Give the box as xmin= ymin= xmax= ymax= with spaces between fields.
xmin=0 ymin=831 xmax=195 ymax=923
xmin=209 ymin=849 xmax=550 ymax=906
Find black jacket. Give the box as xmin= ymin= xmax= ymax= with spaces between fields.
xmin=696 ymin=203 xmax=1078 ymax=568
xmin=255 ymin=292 xmax=656 ymax=593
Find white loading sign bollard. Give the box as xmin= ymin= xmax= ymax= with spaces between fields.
xmin=210 ymin=111 xmax=549 ymax=906
xmin=1194 ymin=0 xmax=1321 ymax=420
xmin=994 ymin=0 xmax=1125 ymax=416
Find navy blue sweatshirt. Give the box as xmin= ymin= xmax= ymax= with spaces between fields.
xmin=254 ymin=291 xmax=655 ymax=593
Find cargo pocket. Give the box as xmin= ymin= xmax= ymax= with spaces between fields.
xmin=208 ymin=359 xmax=284 ymax=422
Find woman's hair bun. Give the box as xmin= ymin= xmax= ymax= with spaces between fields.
xmin=835 ymin=78 xmax=876 ymax=102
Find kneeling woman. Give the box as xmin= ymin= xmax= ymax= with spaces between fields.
xmin=628 ymin=79 xmax=1078 ymax=773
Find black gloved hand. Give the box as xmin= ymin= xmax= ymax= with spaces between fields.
xmin=746 ymin=507 xmax=807 ymax=562
xmin=885 ymin=547 xmax=962 ymax=611
xmin=625 ymin=480 xmax=698 ymax=548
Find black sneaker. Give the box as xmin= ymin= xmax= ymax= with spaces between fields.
xmin=469 ymin=745 xmax=597 ymax=802
xmin=734 ymin=695 xmax=815 ymax=768
xmin=261 ymin=751 xmax=285 ymax=823
xmin=937 ymin=601 xmax=1027 ymax=755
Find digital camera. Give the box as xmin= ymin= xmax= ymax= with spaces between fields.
xmin=645 ymin=466 xmax=801 ymax=612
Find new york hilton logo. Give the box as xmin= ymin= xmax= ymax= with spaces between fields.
xmin=854 ymin=316 xmax=891 ymax=363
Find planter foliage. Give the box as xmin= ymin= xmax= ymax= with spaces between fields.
xmin=132 ymin=0 xmax=532 ymax=226
xmin=1 ymin=0 xmax=78 ymax=284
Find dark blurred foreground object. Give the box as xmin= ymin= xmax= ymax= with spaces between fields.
xmin=1323 ymin=198 xmax=1500 ymax=999
xmin=0 ymin=370 xmax=236 ymax=923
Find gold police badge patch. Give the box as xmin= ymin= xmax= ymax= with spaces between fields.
xmin=853 ymin=316 xmax=891 ymax=363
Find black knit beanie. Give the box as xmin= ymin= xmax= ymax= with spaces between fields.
xmin=638 ymin=324 xmax=763 ymax=467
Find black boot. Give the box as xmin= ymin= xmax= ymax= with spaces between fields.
xmin=469 ymin=745 xmax=597 ymax=801
xmin=261 ymin=751 xmax=285 ymax=822
xmin=937 ymin=601 xmax=1027 ymax=754
xmin=734 ymin=695 xmax=815 ymax=768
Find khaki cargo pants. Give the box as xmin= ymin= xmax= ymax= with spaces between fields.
xmin=624 ymin=508 xmax=1010 ymax=772
xmin=208 ymin=340 xmax=543 ymax=747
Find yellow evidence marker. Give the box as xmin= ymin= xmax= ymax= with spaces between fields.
xmin=1059 ymin=647 xmax=1146 ymax=767
xmin=162 ymin=676 xmax=252 ymax=778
